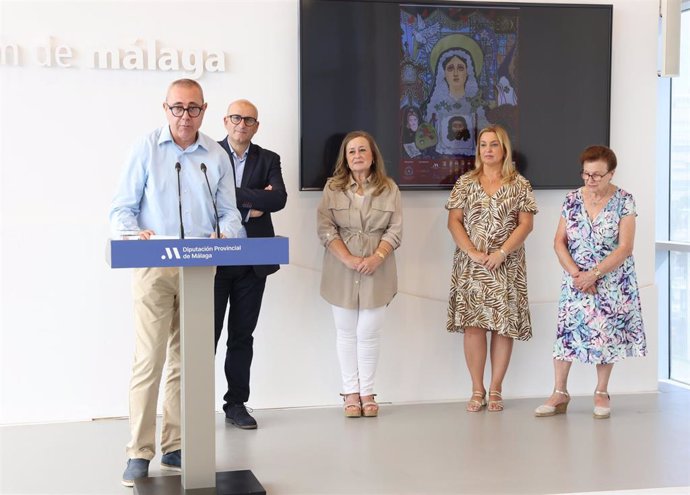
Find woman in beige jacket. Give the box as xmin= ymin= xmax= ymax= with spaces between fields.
xmin=317 ymin=131 xmax=402 ymax=418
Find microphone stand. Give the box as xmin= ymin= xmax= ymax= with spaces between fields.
xmin=175 ymin=162 xmax=185 ymax=239
xmin=200 ymin=163 xmax=221 ymax=238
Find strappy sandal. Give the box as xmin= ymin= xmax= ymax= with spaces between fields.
xmin=340 ymin=393 xmax=361 ymax=418
xmin=593 ymin=390 xmax=611 ymax=419
xmin=466 ymin=391 xmax=486 ymax=412
xmin=361 ymin=394 xmax=378 ymax=417
xmin=535 ymin=389 xmax=570 ymax=417
xmin=488 ymin=390 xmax=504 ymax=412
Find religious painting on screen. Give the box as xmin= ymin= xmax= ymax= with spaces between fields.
xmin=399 ymin=5 xmax=519 ymax=186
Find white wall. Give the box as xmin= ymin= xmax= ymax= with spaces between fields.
xmin=0 ymin=0 xmax=660 ymax=424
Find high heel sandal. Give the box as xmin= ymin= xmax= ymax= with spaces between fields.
xmin=593 ymin=390 xmax=611 ymax=419
xmin=466 ymin=391 xmax=486 ymax=412
xmin=360 ymin=394 xmax=378 ymax=417
xmin=487 ymin=390 xmax=504 ymax=412
xmin=340 ymin=393 xmax=361 ymax=418
xmin=534 ymin=389 xmax=570 ymax=417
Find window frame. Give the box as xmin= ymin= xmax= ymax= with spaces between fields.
xmin=656 ymin=2 xmax=690 ymax=384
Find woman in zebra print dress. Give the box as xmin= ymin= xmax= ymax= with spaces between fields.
xmin=446 ymin=125 xmax=538 ymax=412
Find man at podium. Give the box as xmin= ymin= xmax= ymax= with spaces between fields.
xmin=109 ymin=78 xmax=243 ymax=487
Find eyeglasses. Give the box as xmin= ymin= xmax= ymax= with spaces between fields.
xmin=166 ymin=104 xmax=204 ymax=118
xmin=227 ymin=114 xmax=258 ymax=127
xmin=581 ymin=171 xmax=610 ymax=181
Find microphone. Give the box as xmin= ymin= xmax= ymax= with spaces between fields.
xmin=175 ymin=162 xmax=185 ymax=239
xmin=200 ymin=163 xmax=221 ymax=238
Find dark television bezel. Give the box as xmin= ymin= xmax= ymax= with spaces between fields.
xmin=299 ymin=0 xmax=613 ymax=191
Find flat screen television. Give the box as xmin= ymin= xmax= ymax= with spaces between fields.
xmin=299 ymin=0 xmax=612 ymax=190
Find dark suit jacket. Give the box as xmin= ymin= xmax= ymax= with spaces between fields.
xmin=218 ymin=139 xmax=287 ymax=277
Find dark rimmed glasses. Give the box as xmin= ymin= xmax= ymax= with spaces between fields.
xmin=227 ymin=114 xmax=258 ymax=127
xmin=581 ymin=171 xmax=611 ymax=181
xmin=166 ymin=104 xmax=204 ymax=118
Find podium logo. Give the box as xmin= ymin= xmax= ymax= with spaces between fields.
xmin=161 ymin=247 xmax=181 ymax=260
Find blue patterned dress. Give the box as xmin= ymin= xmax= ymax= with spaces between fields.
xmin=553 ymin=188 xmax=646 ymax=364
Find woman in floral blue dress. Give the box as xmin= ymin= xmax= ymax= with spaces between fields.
xmin=535 ymin=145 xmax=646 ymax=419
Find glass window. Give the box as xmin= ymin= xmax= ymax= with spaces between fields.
xmin=670 ymin=252 xmax=690 ymax=383
xmin=669 ymin=9 xmax=690 ymax=384
xmin=670 ymin=11 xmax=690 ymax=242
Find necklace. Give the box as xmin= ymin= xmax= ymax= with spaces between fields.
xmin=587 ymin=185 xmax=611 ymax=206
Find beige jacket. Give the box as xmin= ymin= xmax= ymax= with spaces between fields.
xmin=317 ymin=177 xmax=403 ymax=309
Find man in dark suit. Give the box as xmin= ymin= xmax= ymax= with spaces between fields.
xmin=215 ymin=99 xmax=287 ymax=429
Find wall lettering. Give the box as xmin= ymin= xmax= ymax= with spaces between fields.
xmin=0 ymin=37 xmax=226 ymax=79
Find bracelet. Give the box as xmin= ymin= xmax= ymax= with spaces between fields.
xmin=593 ymin=265 xmax=602 ymax=279
xmin=375 ymin=250 xmax=386 ymax=260
xmin=499 ymin=248 xmax=508 ymax=259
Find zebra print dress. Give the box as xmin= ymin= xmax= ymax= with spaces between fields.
xmin=445 ymin=173 xmax=538 ymax=340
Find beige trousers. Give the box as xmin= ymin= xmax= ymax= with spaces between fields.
xmin=126 ymin=267 xmax=181 ymax=460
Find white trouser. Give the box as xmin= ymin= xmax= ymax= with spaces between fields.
xmin=331 ymin=305 xmax=386 ymax=396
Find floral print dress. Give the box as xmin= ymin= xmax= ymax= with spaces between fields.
xmin=554 ymin=188 xmax=647 ymax=364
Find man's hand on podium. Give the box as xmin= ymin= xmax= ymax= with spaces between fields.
xmin=138 ymin=230 xmax=155 ymax=240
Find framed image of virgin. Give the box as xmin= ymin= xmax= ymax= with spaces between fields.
xmin=399 ymin=5 xmax=519 ymax=186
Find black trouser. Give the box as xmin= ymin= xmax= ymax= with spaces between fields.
xmin=213 ymin=265 xmax=267 ymax=408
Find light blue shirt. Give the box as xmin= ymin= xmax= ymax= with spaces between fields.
xmin=110 ymin=126 xmax=243 ymax=238
xmin=229 ymin=145 xmax=251 ymax=230
xmin=229 ymin=145 xmax=249 ymax=187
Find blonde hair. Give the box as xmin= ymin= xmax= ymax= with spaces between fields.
xmin=328 ymin=130 xmax=392 ymax=196
xmin=467 ymin=125 xmax=517 ymax=184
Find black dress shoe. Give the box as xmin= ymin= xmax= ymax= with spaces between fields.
xmin=225 ymin=404 xmax=257 ymax=429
